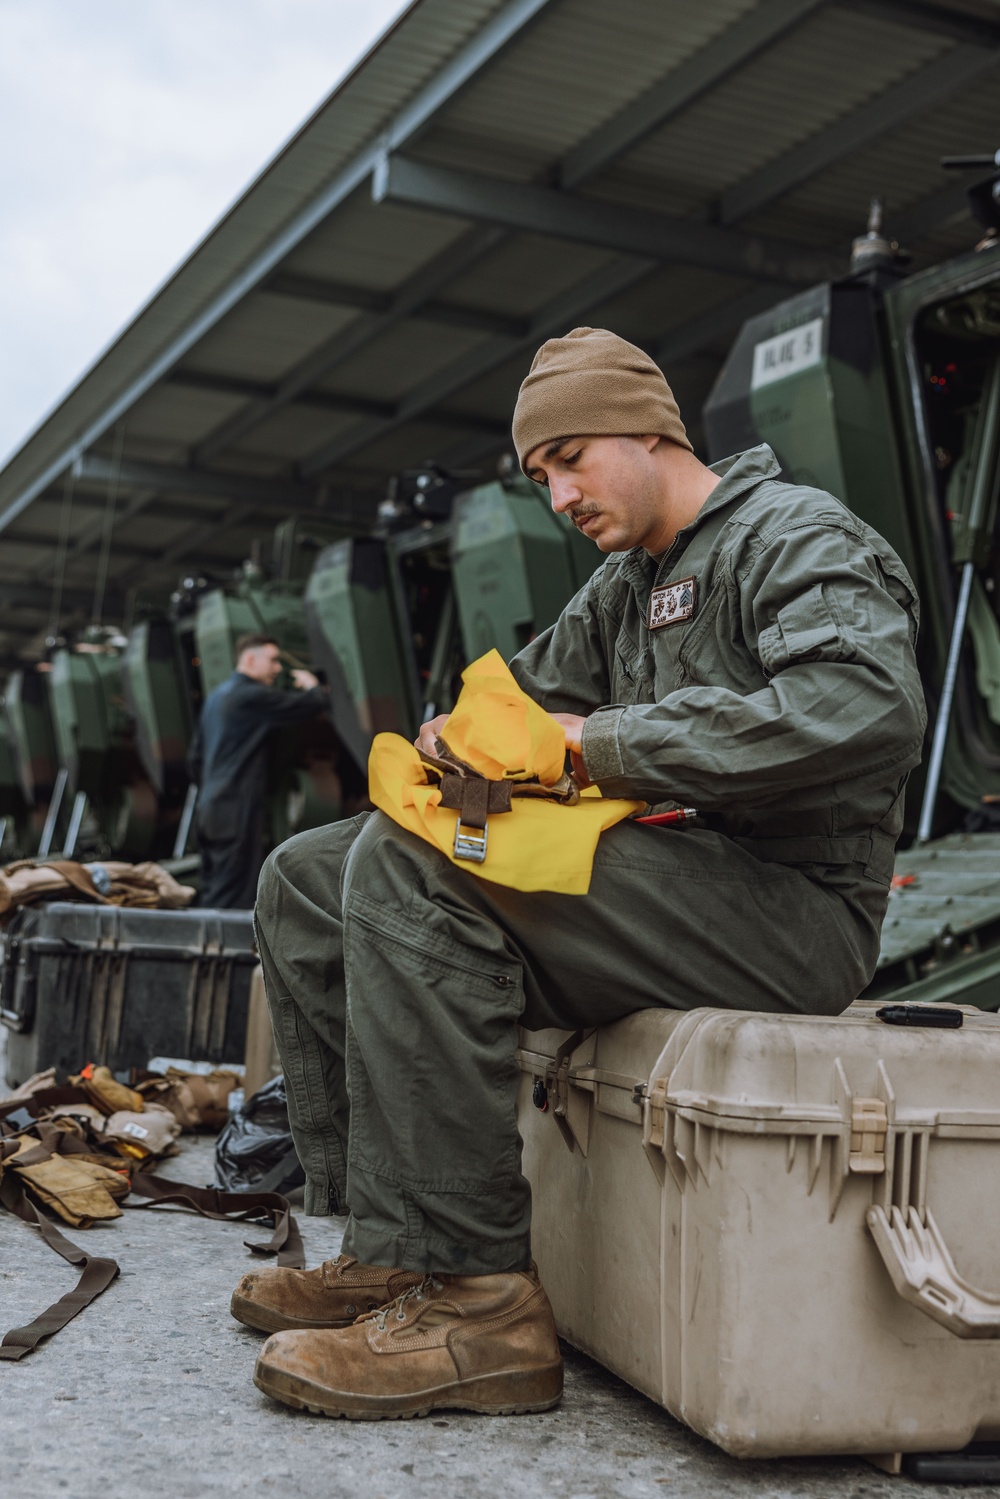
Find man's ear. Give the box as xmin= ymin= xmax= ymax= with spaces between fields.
xmin=640 ymin=433 xmax=661 ymax=453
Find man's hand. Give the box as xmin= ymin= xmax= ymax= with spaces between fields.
xmin=291 ymin=668 xmax=319 ymax=691
xmin=415 ymin=713 xmax=450 ymax=757
xmin=549 ymin=712 xmax=592 ymax=788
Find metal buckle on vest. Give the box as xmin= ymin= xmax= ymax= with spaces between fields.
xmin=454 ymin=821 xmax=488 ymax=864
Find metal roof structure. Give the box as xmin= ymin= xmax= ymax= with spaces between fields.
xmin=1 ymin=0 xmax=998 ymax=669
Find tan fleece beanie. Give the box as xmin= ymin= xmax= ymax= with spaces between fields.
xmin=512 ymin=327 xmax=692 ymax=472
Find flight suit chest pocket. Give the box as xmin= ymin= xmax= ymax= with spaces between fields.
xmin=612 ymin=638 xmax=647 ymax=703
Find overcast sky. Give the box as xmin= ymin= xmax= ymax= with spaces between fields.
xmin=0 ymin=0 xmax=405 ymax=464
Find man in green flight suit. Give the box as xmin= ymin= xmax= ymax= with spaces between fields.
xmin=236 ymin=328 xmax=926 ymax=1421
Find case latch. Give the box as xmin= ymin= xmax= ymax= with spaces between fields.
xmin=850 ymin=1096 xmax=887 ymax=1174
xmin=646 ymin=1076 xmax=669 ymax=1151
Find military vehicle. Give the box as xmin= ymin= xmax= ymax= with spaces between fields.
xmin=0 ymin=715 xmax=29 ymax=857
xmin=305 ymin=463 xmax=603 ymax=775
xmin=45 ymin=628 xmax=173 ymax=860
xmin=703 ymin=156 xmax=1000 ymax=1010
xmin=2 ymin=666 xmax=62 ymax=856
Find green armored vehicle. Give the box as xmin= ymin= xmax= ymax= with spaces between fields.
xmin=3 ymin=667 xmax=62 ymax=855
xmin=46 ymin=629 xmax=169 ymax=859
xmin=304 ymin=465 xmax=603 ymax=768
xmin=703 ymin=171 xmax=1000 ymax=1009
xmin=0 ymin=715 xmax=29 ymax=857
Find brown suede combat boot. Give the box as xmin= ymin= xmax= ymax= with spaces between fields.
xmin=252 ymin=1267 xmax=563 ymax=1419
xmin=231 ymin=1255 xmax=422 ymax=1334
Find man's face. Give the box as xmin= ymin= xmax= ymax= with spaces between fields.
xmin=523 ymin=434 xmax=665 ymax=553
xmin=240 ymin=644 xmax=283 ymax=685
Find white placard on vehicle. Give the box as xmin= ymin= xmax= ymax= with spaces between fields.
xmin=750 ymin=317 xmax=824 ymax=390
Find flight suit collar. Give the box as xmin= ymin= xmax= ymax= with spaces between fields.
xmin=617 ymin=444 xmax=781 ymax=592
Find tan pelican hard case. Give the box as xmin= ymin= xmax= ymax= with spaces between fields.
xmin=517 ymin=1002 xmax=1000 ymax=1469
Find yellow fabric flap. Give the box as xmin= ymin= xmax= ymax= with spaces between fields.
xmin=368 ymin=650 xmax=640 ymax=895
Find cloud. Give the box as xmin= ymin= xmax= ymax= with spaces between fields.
xmin=0 ymin=0 xmax=406 ymax=463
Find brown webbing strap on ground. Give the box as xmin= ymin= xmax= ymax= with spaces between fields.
xmin=0 ymin=1176 xmax=119 ymax=1361
xmin=129 ymin=1173 xmax=305 ymax=1268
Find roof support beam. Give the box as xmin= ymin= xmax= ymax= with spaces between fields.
xmin=264 ymin=272 xmax=527 ymax=338
xmin=30 ymin=487 xmax=158 ymax=585
xmin=373 ymin=156 xmax=842 ymax=285
xmin=192 ymin=223 xmax=507 ymax=464
xmin=73 ymin=454 xmax=321 ymax=510
xmin=168 ymin=368 xmax=507 ymax=435
xmin=560 ymin=0 xmax=828 ymax=188
xmin=299 ymin=253 xmax=658 ymax=476
xmin=843 ymin=0 xmax=1000 ymax=49
xmin=0 ymin=582 xmax=125 ymax=615
xmin=0 ymin=0 xmax=554 ymax=536
xmin=718 ymin=43 xmax=998 ymax=224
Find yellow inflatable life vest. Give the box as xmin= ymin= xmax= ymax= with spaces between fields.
xmin=367 ymin=650 xmax=641 ymax=895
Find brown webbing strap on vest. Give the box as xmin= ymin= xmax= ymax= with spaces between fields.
xmin=438 ymin=774 xmax=512 ymax=827
xmin=0 ymin=1175 xmax=119 ymax=1362
xmin=128 ymin=1173 xmax=305 ymax=1269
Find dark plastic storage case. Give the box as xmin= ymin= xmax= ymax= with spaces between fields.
xmin=0 ymin=903 xmax=257 ymax=1086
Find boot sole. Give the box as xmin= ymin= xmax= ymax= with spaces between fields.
xmin=230 ymin=1292 xmax=355 ymax=1335
xmin=253 ymin=1359 xmax=564 ymax=1420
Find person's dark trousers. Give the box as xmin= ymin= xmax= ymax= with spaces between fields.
xmin=197 ymin=804 xmax=265 ymax=909
xmin=254 ymin=810 xmax=889 ymax=1275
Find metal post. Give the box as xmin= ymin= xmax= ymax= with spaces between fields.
xmin=917 ymin=354 xmax=1000 ymax=843
xmin=423 ymin=586 xmax=458 ymax=722
xmin=38 ymin=767 xmax=68 ymax=858
xmin=917 ymin=561 xmax=976 ymax=843
xmin=173 ymin=782 xmax=199 ymax=860
xmin=61 ymin=791 xmax=88 ymax=857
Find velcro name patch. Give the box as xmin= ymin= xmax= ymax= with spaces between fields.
xmin=648 ymin=576 xmax=697 ymax=630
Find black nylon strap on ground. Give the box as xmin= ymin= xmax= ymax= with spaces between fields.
xmin=0 ymin=1179 xmax=119 ymax=1362
xmin=128 ymin=1173 xmax=305 ymax=1268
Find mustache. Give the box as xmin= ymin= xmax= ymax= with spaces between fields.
xmin=569 ymin=506 xmax=600 ymax=526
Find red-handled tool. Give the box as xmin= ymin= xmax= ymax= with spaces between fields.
xmin=635 ymin=808 xmax=699 ymax=826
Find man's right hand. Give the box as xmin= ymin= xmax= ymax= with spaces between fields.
xmin=415 ymin=713 xmax=449 ymax=757
xmin=291 ymin=668 xmax=320 ymax=691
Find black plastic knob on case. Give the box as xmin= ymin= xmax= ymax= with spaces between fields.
xmin=876 ymin=1004 xmax=964 ymax=1029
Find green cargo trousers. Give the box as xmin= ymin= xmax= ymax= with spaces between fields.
xmin=254 ymin=809 xmax=888 ymax=1274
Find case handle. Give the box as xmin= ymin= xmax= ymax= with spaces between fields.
xmin=867 ymin=1204 xmax=1000 ymax=1339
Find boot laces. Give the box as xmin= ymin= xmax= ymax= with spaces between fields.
xmin=370 ymin=1275 xmax=444 ymax=1332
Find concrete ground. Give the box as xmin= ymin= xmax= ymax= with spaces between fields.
xmin=1 ymin=1037 xmax=996 ymax=1499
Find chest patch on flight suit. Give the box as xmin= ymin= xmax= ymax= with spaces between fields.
xmin=648 ymin=576 xmax=697 ymax=630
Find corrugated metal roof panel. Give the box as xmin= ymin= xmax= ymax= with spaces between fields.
xmin=745 ymin=62 xmax=1000 ymax=242
xmin=439 ymin=234 xmax=621 ymax=316
xmin=424 ymin=0 xmax=759 ymax=174
xmin=604 ymin=4 xmax=950 ymax=207
xmin=122 ymin=386 xmax=248 ymax=446
xmin=281 ymin=195 xmax=477 ymax=289
xmin=181 ymin=298 xmax=361 ymax=384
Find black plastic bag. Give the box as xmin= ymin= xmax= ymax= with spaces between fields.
xmin=214 ymin=1074 xmax=305 ymax=1195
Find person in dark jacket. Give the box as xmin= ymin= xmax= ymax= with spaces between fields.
xmin=188 ymin=633 xmax=328 ymax=908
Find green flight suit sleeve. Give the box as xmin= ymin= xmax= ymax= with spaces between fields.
xmin=508 ymin=565 xmax=612 ymax=714
xmin=580 ymin=519 xmax=926 ymax=810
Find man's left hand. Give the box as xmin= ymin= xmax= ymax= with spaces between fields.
xmin=549 ymin=713 xmax=592 ymax=788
